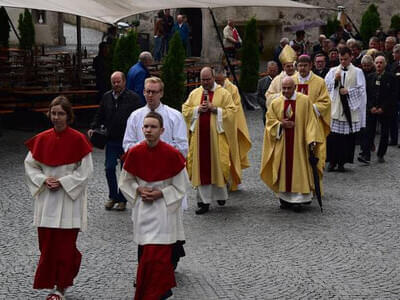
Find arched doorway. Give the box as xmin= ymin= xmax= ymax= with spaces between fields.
xmin=178 ymin=8 xmax=202 ymax=57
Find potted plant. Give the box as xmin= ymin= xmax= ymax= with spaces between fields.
xmin=112 ymin=29 xmax=140 ymax=75
xmin=360 ymin=4 xmax=381 ymax=45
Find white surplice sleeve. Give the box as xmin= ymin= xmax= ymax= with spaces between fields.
xmin=58 ymin=153 xmax=93 ymax=201
xmin=171 ymin=112 xmax=189 ymax=157
xmin=24 ymin=152 xmax=47 ymax=197
xmin=123 ymin=112 xmax=141 ymax=152
xmin=161 ymin=168 xmax=191 ymax=207
xmin=118 ymin=169 xmax=139 ymax=205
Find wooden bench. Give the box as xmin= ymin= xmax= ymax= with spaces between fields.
xmin=0 ymin=104 xmax=99 ymax=115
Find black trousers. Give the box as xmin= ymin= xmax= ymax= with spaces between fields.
xmin=389 ymin=109 xmax=399 ymax=144
xmin=327 ymin=132 xmax=356 ymax=165
xmin=361 ymin=113 xmax=390 ymax=159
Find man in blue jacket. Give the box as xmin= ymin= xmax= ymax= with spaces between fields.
xmin=127 ymin=51 xmax=153 ymax=106
xmin=172 ymin=15 xmax=189 ymax=52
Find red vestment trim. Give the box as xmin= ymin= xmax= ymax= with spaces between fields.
xmin=199 ymin=90 xmax=214 ymax=185
xmin=34 ymin=228 xmax=81 ymax=290
xmin=135 ymin=245 xmax=176 ymax=300
xmin=284 ymin=100 xmax=296 ymax=192
xmin=25 ymin=127 xmax=92 ymax=166
xmin=297 ymin=84 xmax=309 ymax=95
xmin=122 ymin=140 xmax=186 ymax=182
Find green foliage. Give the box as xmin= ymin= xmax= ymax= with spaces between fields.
xmin=18 ymin=8 xmax=35 ymax=50
xmin=360 ymin=4 xmax=381 ymax=43
xmin=390 ymin=14 xmax=400 ymax=32
xmin=324 ymin=15 xmax=340 ymax=38
xmin=112 ymin=29 xmax=140 ymax=75
xmin=0 ymin=7 xmax=10 ymax=48
xmin=161 ymin=32 xmax=186 ymax=110
xmin=239 ymin=17 xmax=259 ymax=93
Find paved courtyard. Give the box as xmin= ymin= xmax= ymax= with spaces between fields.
xmin=1 ymin=110 xmax=400 ymax=299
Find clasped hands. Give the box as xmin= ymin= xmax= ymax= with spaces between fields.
xmin=281 ymin=118 xmax=295 ymax=129
xmin=137 ymin=186 xmax=162 ymax=202
xmin=45 ymin=177 xmax=61 ymax=191
xmin=370 ymin=106 xmax=383 ymax=114
xmin=335 ymin=72 xmax=349 ymax=95
xmin=199 ymin=100 xmax=217 ymax=113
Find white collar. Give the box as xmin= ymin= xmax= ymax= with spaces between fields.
xmin=146 ymin=102 xmax=163 ymax=112
xmin=299 ymin=72 xmax=311 ymax=83
xmin=284 ymin=91 xmax=297 ymax=101
xmin=204 ymin=82 xmax=217 ymax=92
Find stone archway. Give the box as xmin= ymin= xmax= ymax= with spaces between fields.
xmin=179 ymin=8 xmax=202 ymax=57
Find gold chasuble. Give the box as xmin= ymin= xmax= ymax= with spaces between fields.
xmin=223 ymin=79 xmax=252 ymax=169
xmin=292 ymin=72 xmax=331 ymax=172
xmin=265 ymin=71 xmax=298 ymax=109
xmin=182 ymin=85 xmax=241 ymax=188
xmin=260 ymin=93 xmax=323 ymax=195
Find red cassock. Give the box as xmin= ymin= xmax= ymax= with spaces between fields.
xmin=25 ymin=126 xmax=92 ymax=290
xmin=122 ymin=141 xmax=186 ymax=300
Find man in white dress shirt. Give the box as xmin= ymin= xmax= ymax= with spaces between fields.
xmin=123 ymin=77 xmax=188 ymax=156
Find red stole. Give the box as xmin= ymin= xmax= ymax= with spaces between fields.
xmin=232 ymin=28 xmax=239 ymax=41
xmin=25 ymin=127 xmax=92 ymax=166
xmin=284 ymin=99 xmax=296 ymax=192
xmin=199 ymin=90 xmax=214 ymax=185
xmin=122 ymin=140 xmax=186 ymax=182
xmin=297 ymin=84 xmax=308 ymax=95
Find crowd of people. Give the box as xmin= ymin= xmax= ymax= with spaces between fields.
xmin=23 ymin=21 xmax=400 ymax=300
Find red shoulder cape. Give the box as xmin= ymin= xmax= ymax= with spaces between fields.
xmin=25 ymin=127 xmax=93 ymax=166
xmin=122 ymin=140 xmax=186 ymax=182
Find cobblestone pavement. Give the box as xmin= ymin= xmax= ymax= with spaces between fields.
xmin=1 ymin=110 xmax=400 ymax=299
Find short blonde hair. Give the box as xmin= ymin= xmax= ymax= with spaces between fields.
xmin=144 ymin=76 xmax=164 ymax=91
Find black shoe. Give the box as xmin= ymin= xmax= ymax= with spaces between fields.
xmin=217 ymin=200 xmax=226 ymax=206
xmin=292 ymin=204 xmax=302 ymax=212
xmin=357 ymin=155 xmax=370 ymax=165
xmin=377 ymin=156 xmax=385 ymax=163
xmin=195 ymin=204 xmax=209 ymax=215
xmin=197 ymin=202 xmax=202 ymax=208
xmin=279 ymin=199 xmax=292 ymax=209
xmin=337 ymin=165 xmax=345 ymax=172
xmin=327 ymin=163 xmax=336 ymax=172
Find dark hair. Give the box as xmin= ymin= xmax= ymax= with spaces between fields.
xmin=329 ymin=48 xmax=338 ymax=54
xmin=339 ymin=46 xmax=352 ymax=56
xmin=297 ymin=55 xmax=311 ymax=64
xmin=144 ymin=111 xmax=163 ymax=128
xmin=314 ymin=53 xmax=326 ymax=61
xmin=49 ymin=96 xmax=74 ymax=124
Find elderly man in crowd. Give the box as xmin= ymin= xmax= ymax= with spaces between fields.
xmin=257 ymin=61 xmax=279 ymax=124
xmin=312 ymin=53 xmax=329 ymax=79
xmin=127 ymin=51 xmax=153 ymax=106
xmin=89 ymin=71 xmax=142 ymax=211
xmin=359 ymin=56 xmax=398 ymax=164
xmin=223 ymin=19 xmax=242 ymax=59
xmin=388 ymin=44 xmax=400 ymax=146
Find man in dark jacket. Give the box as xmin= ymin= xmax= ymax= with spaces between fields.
xmin=257 ymin=61 xmax=279 ymax=124
xmin=388 ymin=44 xmax=400 ymax=146
xmin=358 ymin=56 xmax=398 ymax=164
xmin=89 ymin=71 xmax=142 ymax=211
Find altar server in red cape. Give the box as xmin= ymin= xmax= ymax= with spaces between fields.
xmin=119 ymin=111 xmax=191 ymax=300
xmin=24 ymin=96 xmax=93 ymax=300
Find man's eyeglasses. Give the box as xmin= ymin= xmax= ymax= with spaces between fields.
xmin=144 ymin=90 xmax=161 ymax=95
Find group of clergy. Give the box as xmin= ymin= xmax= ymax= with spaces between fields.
xmin=261 ymin=44 xmax=366 ymax=210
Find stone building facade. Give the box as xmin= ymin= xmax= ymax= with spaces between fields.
xmin=4 ymin=0 xmax=400 ymax=61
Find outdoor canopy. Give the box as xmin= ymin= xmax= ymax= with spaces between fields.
xmin=0 ymin=0 xmax=322 ymax=24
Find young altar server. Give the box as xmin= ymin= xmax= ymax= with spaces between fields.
xmin=119 ymin=111 xmax=190 ymax=300
xmin=24 ymin=96 xmax=93 ymax=300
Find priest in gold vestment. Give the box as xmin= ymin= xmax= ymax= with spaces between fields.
xmin=182 ymin=67 xmax=241 ymax=214
xmin=260 ymin=77 xmax=323 ymax=210
xmin=292 ymin=54 xmax=331 ymax=173
xmin=265 ymin=45 xmax=298 ymax=110
xmin=214 ymin=67 xmax=252 ymax=190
